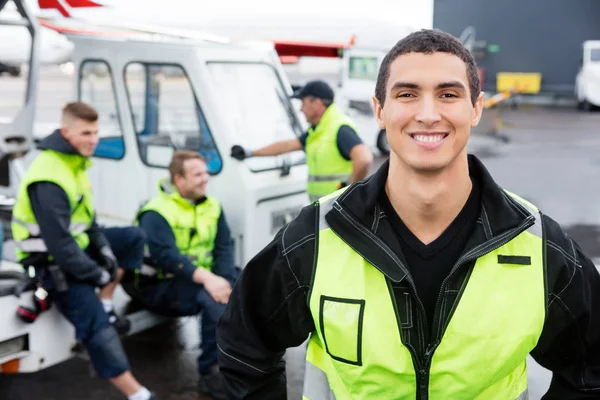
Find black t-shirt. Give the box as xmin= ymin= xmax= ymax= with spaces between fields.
xmin=299 ymin=125 xmax=363 ymax=161
xmin=378 ymin=177 xmax=481 ymax=335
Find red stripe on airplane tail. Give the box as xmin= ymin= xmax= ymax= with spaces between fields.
xmin=65 ymin=0 xmax=104 ymax=8
xmin=38 ymin=0 xmax=71 ymax=17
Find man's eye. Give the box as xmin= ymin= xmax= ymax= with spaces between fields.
xmin=441 ymin=93 xmax=458 ymax=98
xmin=398 ymin=93 xmax=415 ymax=98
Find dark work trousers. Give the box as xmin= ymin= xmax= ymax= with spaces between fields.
xmin=39 ymin=226 xmax=146 ymax=379
xmin=130 ymin=276 xmax=228 ymax=375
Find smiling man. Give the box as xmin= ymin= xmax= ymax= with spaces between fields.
xmin=216 ymin=29 xmax=600 ymax=399
xmin=127 ymin=150 xmax=239 ymax=400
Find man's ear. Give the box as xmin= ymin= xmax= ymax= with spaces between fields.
xmin=372 ymin=96 xmax=385 ymax=130
xmin=471 ymin=91 xmax=485 ymax=127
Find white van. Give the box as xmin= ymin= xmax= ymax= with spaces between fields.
xmin=575 ymin=40 xmax=600 ymax=111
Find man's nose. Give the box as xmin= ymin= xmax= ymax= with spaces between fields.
xmin=415 ymin=95 xmax=442 ymax=126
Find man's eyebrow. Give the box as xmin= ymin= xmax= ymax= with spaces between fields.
xmin=390 ymin=81 xmax=420 ymax=91
xmin=436 ymin=81 xmax=467 ymax=90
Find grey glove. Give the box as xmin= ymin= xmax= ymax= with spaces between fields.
xmin=97 ymin=269 xmax=111 ymax=288
xmin=100 ymin=246 xmax=118 ymax=281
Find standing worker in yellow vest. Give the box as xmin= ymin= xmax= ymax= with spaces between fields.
xmin=230 ymin=80 xmax=373 ymax=202
xmin=216 ymin=29 xmax=600 ymax=399
xmin=124 ymin=150 xmax=239 ymax=400
xmin=11 ymin=102 xmax=158 ymax=400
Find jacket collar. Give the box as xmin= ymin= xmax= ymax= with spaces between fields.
xmin=330 ymin=154 xmax=531 ymax=241
xmin=37 ymin=130 xmax=91 ymax=169
xmin=323 ymin=154 xmax=533 ymax=283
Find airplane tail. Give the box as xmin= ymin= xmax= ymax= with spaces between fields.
xmin=38 ymin=0 xmax=103 ymax=18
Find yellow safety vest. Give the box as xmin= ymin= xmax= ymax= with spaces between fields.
xmin=303 ymin=189 xmax=545 ymax=399
xmin=305 ymin=104 xmax=358 ymax=202
xmin=11 ymin=149 xmax=94 ymax=262
xmin=137 ymin=179 xmax=221 ymax=276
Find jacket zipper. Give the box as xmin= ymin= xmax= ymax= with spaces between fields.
xmin=419 ymin=215 xmax=535 ymax=397
xmin=335 ymin=206 xmax=431 ymax=389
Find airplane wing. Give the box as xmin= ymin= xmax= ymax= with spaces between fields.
xmin=36 ymin=0 xmax=355 ymax=63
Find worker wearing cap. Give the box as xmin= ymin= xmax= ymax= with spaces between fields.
xmin=230 ymin=80 xmax=373 ymax=202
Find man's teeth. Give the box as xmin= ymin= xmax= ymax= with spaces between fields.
xmin=413 ymin=134 xmax=445 ymax=143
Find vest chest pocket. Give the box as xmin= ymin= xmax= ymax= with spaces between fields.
xmin=319 ymin=296 xmax=365 ymax=366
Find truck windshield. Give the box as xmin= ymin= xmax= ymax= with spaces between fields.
xmin=591 ymin=49 xmax=600 ymax=62
xmin=206 ymin=62 xmax=306 ymax=172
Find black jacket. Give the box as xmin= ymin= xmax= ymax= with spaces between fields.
xmin=216 ymin=154 xmax=600 ymax=399
xmin=24 ymin=130 xmax=108 ymax=284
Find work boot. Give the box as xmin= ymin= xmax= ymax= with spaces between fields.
xmin=198 ymin=364 xmax=226 ymax=400
xmin=107 ymin=310 xmax=131 ymax=335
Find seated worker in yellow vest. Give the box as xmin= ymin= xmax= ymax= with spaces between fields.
xmin=131 ymin=150 xmax=239 ymax=400
xmin=11 ymin=102 xmax=158 ymax=400
xmin=230 ymin=80 xmax=374 ymax=202
xmin=216 ymin=30 xmax=600 ymax=399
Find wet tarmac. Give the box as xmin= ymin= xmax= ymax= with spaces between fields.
xmin=1 ymin=70 xmax=600 ymax=399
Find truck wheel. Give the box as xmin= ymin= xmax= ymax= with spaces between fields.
xmin=8 ymin=67 xmax=21 ymax=77
xmin=376 ymin=129 xmax=390 ymax=156
xmin=0 ymin=270 xmax=27 ymax=280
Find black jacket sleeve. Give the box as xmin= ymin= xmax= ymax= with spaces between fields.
xmin=298 ymin=132 xmax=309 ymax=149
xmin=137 ymin=210 xmax=197 ymax=280
xmin=86 ymin=216 xmax=110 ymax=251
xmin=28 ymin=182 xmax=104 ymax=283
xmin=211 ymin=209 xmax=238 ymax=285
xmin=530 ymin=215 xmax=600 ymax=399
xmin=217 ymin=205 xmax=317 ymax=399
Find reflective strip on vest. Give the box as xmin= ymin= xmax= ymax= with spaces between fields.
xmin=15 ymin=238 xmax=47 ymax=252
xmin=516 ymin=389 xmax=528 ymax=400
xmin=13 ymin=218 xmax=89 ymax=252
xmin=308 ymin=174 xmax=350 ymax=183
xmin=303 ymin=360 xmax=336 ymax=400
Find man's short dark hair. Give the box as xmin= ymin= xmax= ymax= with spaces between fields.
xmin=375 ymin=29 xmax=481 ymax=106
xmin=62 ymin=102 xmax=98 ymax=123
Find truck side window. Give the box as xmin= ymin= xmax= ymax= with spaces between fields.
xmin=123 ymin=63 xmax=222 ymax=174
xmin=79 ymin=60 xmax=125 ymax=160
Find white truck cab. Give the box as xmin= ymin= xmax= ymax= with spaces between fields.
xmin=68 ymin=32 xmax=309 ymax=266
xmin=0 ymin=12 xmax=310 ymax=373
xmin=338 ymin=46 xmax=390 ymax=155
xmin=575 ymin=40 xmax=600 ymax=111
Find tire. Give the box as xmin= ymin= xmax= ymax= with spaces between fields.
xmin=0 ymin=270 xmax=27 ymax=280
xmin=577 ymin=98 xmax=592 ymax=111
xmin=376 ymin=129 xmax=390 ymax=155
xmin=8 ymin=67 xmax=21 ymax=77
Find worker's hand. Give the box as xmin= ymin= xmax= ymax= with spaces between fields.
xmin=230 ymin=145 xmax=253 ymax=161
xmin=100 ymin=246 xmax=119 ymax=281
xmin=195 ymin=269 xmax=232 ymax=304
